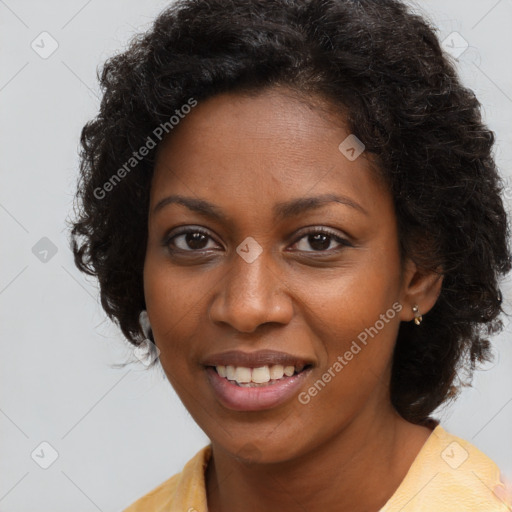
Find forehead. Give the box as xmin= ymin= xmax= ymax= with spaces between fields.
xmin=150 ymin=87 xmax=390 ymax=220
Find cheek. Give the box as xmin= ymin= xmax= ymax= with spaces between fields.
xmin=143 ymin=258 xmax=204 ymax=365
xmin=307 ymin=253 xmax=400 ymax=330
xmin=301 ymin=251 xmax=402 ymax=382
xmin=309 ymin=288 xmax=400 ymax=374
xmin=299 ymin=295 xmax=400 ymax=424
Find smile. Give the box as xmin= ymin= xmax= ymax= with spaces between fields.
xmin=202 ymin=350 xmax=314 ymax=411
xmin=213 ymin=364 xmax=308 ymax=386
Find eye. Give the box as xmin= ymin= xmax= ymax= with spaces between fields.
xmin=164 ymin=228 xmax=221 ymax=252
xmin=163 ymin=226 xmax=352 ymax=254
xmin=292 ymin=227 xmax=353 ymax=252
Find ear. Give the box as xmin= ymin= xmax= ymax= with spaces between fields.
xmin=398 ymin=258 xmax=443 ymax=323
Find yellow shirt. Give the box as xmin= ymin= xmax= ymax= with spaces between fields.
xmin=123 ymin=425 xmax=511 ymax=511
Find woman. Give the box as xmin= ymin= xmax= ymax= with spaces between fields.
xmin=69 ymin=0 xmax=512 ymax=510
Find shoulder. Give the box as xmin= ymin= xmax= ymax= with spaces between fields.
xmin=122 ymin=473 xmax=181 ymax=512
xmin=381 ymin=424 xmax=511 ymax=512
xmin=122 ymin=444 xmax=212 ymax=512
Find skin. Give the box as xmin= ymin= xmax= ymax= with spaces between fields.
xmin=143 ymin=86 xmax=443 ymax=512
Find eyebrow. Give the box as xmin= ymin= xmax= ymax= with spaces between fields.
xmin=152 ymin=192 xmax=368 ymax=220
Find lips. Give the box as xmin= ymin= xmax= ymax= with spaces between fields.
xmin=202 ymin=349 xmax=312 ymax=368
xmin=202 ymin=350 xmax=314 ymax=411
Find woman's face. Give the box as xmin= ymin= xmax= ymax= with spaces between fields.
xmin=144 ymin=87 xmax=416 ymax=462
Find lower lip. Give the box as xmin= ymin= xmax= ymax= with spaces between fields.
xmin=205 ymin=367 xmax=311 ymax=412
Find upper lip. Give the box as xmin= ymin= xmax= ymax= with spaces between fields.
xmin=202 ymin=350 xmax=314 ymax=368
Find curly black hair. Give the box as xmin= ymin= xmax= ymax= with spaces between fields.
xmin=68 ymin=0 xmax=511 ymax=424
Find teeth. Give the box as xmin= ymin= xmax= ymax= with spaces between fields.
xmin=215 ymin=364 xmax=306 ymax=385
xmin=226 ymin=365 xmax=236 ymax=380
xmin=284 ymin=365 xmax=295 ymax=377
xmin=269 ymin=364 xmax=284 ymax=380
xmin=252 ymin=366 xmax=270 ymax=384
xmin=234 ymin=366 xmax=252 ymax=383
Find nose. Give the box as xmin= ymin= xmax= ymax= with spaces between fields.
xmin=208 ymin=247 xmax=294 ymax=333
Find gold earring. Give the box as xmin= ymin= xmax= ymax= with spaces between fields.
xmin=412 ymin=305 xmax=422 ymax=325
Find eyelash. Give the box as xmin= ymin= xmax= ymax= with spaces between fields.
xmin=163 ymin=226 xmax=353 ymax=254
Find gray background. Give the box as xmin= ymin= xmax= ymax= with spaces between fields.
xmin=1 ymin=1 xmax=511 ymax=511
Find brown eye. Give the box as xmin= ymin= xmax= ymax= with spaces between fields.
xmin=165 ymin=228 xmax=220 ymax=252
xmin=293 ymin=228 xmax=352 ymax=252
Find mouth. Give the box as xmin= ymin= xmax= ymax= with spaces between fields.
xmin=202 ymin=350 xmax=314 ymax=411
xmin=209 ymin=363 xmax=312 ymax=387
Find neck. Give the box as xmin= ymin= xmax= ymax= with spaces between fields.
xmin=205 ymin=406 xmax=433 ymax=512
